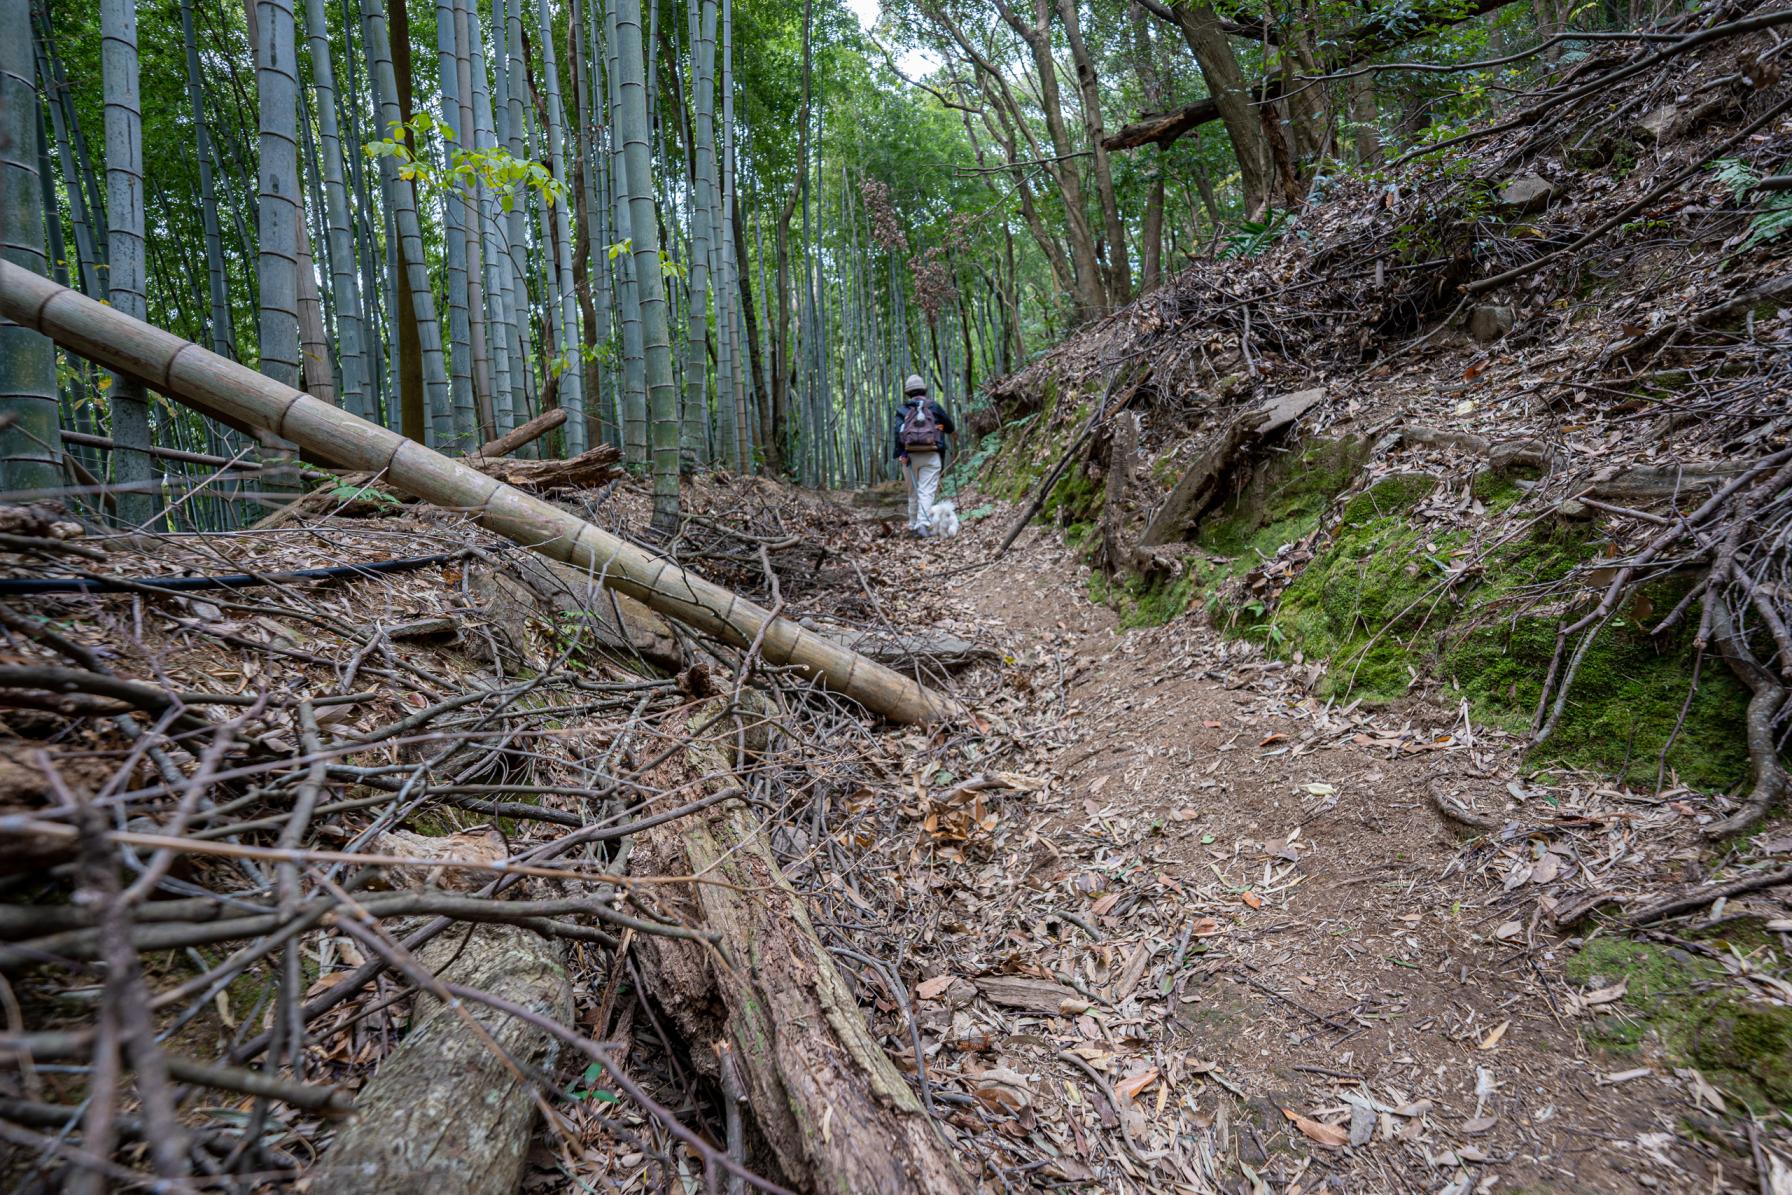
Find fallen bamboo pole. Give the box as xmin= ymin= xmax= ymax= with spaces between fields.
xmin=0 ymin=261 xmax=951 ymax=724
xmin=475 ymin=406 xmax=566 ymax=458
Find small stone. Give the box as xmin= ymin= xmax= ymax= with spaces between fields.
xmin=1498 ymin=174 xmax=1557 ymax=211
xmin=1468 ymin=304 xmax=1515 ymax=343
xmin=1556 ymin=498 xmax=1591 ymax=520
xmin=1635 ymin=103 xmax=1686 ymax=145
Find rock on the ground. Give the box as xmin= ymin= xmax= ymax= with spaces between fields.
xmin=1635 ymin=102 xmax=1687 ymax=144
xmin=1498 ymin=174 xmax=1557 ymax=211
xmin=1468 ymin=304 xmax=1516 ymax=343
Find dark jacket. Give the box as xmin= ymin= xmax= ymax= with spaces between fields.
xmin=892 ymin=397 xmax=955 ymax=460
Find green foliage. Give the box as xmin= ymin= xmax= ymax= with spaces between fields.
xmin=366 ymin=113 xmax=566 ymax=211
xmin=1218 ymin=210 xmax=1293 ymax=260
xmin=1711 ymin=159 xmax=1792 ymax=249
xmin=566 ymin=1060 xmax=621 ymax=1104
xmin=314 ymin=471 xmax=402 ymax=511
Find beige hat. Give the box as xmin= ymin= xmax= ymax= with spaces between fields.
xmin=904 ymin=374 xmax=927 ymax=395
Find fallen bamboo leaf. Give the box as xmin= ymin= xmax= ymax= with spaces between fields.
xmin=1114 ymin=1065 xmax=1159 ymax=1103
xmin=1478 ymin=1020 xmax=1510 ymax=1050
xmin=1282 ymin=1107 xmax=1350 ymax=1147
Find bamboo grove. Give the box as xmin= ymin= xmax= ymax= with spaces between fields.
xmin=3 ymin=0 xmax=1667 ymax=530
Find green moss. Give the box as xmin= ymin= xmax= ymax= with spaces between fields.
xmin=1043 ymin=460 xmax=1102 ymax=525
xmin=1336 ymin=471 xmax=1437 ymax=526
xmin=1087 ymin=564 xmax=1201 ymax=629
xmin=1564 ymin=936 xmax=1792 ymax=1112
xmin=1196 ymin=439 xmax=1371 ymax=564
xmin=1239 ymin=467 xmax=1752 ymax=789
xmin=1469 ymin=467 xmax=1530 ymax=512
xmin=1258 ymin=474 xmax=1450 ymax=700
xmin=1441 ymin=521 xmax=1749 ymax=790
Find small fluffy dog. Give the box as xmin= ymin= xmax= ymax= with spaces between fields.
xmin=928 ymin=500 xmax=960 ymax=539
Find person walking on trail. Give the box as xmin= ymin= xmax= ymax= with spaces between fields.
xmin=894 ymin=375 xmax=955 ymax=538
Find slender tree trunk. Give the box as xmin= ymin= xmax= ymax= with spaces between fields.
xmin=435 ymin=0 xmax=479 ymax=445
xmin=1056 ymin=0 xmax=1129 ymax=304
xmin=0 ymin=0 xmax=61 ymax=494
xmin=986 ymin=0 xmax=1104 ymax=318
xmin=492 ymin=0 xmax=535 ymax=442
xmin=1172 ymin=4 xmax=1278 ymax=218
xmin=387 ymin=0 xmax=427 ymax=441
xmin=101 ymin=0 xmax=154 ymax=524
xmin=1141 ymin=173 xmax=1164 ymax=289
xmin=605 ymin=0 xmax=648 ymax=466
xmin=536 ymin=0 xmax=588 ymax=455
xmin=616 ymin=0 xmax=680 ymax=527
xmin=181 ymin=0 xmax=235 ymax=359
xmin=467 ymin=0 xmax=517 ymax=438
xmin=454 ymin=0 xmax=495 ymax=436
xmin=682 ymin=0 xmax=715 ymax=471
xmin=1350 ymin=73 xmax=1383 ymax=167
xmin=363 ymin=0 xmax=454 ymax=446
xmin=254 ymin=0 xmax=307 ymax=496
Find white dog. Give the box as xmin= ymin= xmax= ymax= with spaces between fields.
xmin=928 ymin=499 xmax=960 ymax=539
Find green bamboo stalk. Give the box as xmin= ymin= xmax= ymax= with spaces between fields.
xmin=535 ymin=0 xmax=588 ymax=456
xmin=615 ymin=0 xmax=679 ymax=528
xmin=0 ymin=0 xmax=61 ymax=495
xmin=303 ymin=0 xmax=371 ymax=419
xmin=102 ymin=0 xmax=154 ymax=525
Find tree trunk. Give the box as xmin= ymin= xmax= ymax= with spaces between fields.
xmin=614 ymin=0 xmax=681 ymax=529
xmin=318 ymin=926 xmax=571 ymax=1195
xmin=1057 ymin=0 xmax=1129 ymax=304
xmin=386 ymin=0 xmax=428 ymax=443
xmin=634 ymin=705 xmax=975 ymax=1193
xmin=991 ymin=0 xmax=1106 ymax=319
xmin=605 ymin=0 xmax=649 ymax=467
xmin=1141 ymin=172 xmax=1164 ymax=289
xmin=1350 ymin=73 xmax=1382 ymax=167
xmin=254 ymin=0 xmax=305 ymax=496
xmin=536 ymin=0 xmax=589 ymax=455
xmin=1172 ymin=4 xmax=1278 ymax=218
xmin=0 ymin=0 xmax=61 ymax=495
xmin=101 ymin=0 xmax=155 ymax=526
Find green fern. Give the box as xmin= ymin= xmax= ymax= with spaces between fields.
xmin=1710 ymin=158 xmax=1792 ymax=248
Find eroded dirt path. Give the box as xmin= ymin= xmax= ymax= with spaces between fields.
xmin=842 ymin=495 xmax=1745 ymax=1194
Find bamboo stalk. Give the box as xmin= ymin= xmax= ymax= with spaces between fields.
xmin=0 ymin=260 xmax=950 ymax=725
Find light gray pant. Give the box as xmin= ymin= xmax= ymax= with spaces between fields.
xmin=905 ymin=451 xmax=942 ymax=531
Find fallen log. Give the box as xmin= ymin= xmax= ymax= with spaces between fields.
xmin=1138 ymin=387 xmax=1322 ymax=550
xmin=0 ymin=261 xmax=948 ymax=725
xmin=475 ymin=406 xmax=567 ymax=458
xmin=633 ymin=705 xmax=974 ymax=1194
xmin=470 ymin=443 xmax=624 ymax=492
xmin=801 ymin=619 xmax=997 ymax=671
xmin=317 ymin=925 xmax=572 ymax=1195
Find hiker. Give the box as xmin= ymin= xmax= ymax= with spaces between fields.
xmin=893 ymin=374 xmax=956 ymax=537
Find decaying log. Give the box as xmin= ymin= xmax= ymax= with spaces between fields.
xmin=476 ymin=407 xmax=567 ymax=458
xmin=633 ymin=706 xmax=974 ymax=1195
xmin=502 ymin=552 xmax=683 ymax=671
xmin=0 ymin=262 xmax=948 ymax=724
xmin=801 ymin=619 xmax=997 ymax=671
xmin=469 ymin=443 xmax=624 ymax=491
xmin=1095 ymin=411 xmax=1140 ymax=576
xmin=317 ymin=925 xmax=571 ymax=1195
xmin=1139 ymin=387 xmax=1323 ymax=550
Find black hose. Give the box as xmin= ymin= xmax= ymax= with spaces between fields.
xmin=0 ymin=551 xmax=465 ymax=595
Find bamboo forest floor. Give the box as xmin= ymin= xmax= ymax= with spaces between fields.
xmin=0 ymin=467 xmax=1788 ymax=1192
xmin=781 ymin=484 xmax=1792 ymax=1195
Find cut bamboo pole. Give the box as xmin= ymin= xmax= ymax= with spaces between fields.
xmin=0 ymin=261 xmax=951 ymax=724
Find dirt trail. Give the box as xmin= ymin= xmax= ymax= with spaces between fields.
xmin=856 ymin=498 xmax=1744 ymax=1194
